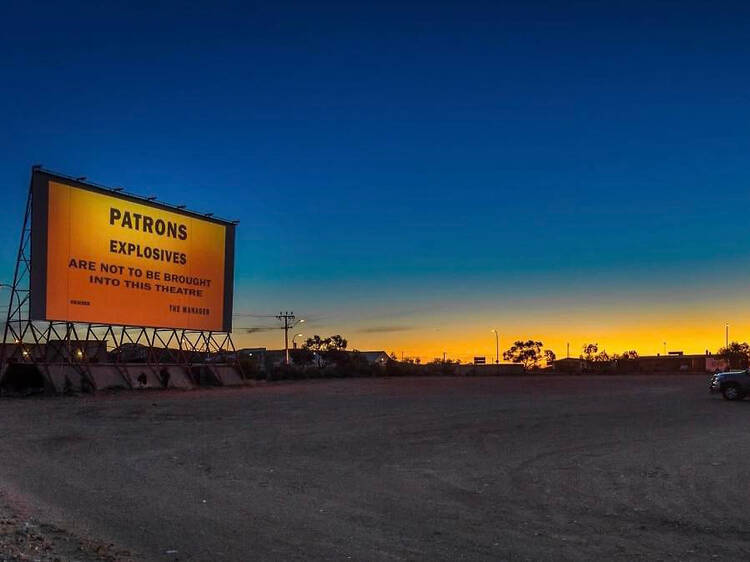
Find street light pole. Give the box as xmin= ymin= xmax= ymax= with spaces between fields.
xmin=726 ymin=323 xmax=729 ymax=348
xmin=292 ymin=333 xmax=303 ymax=349
xmin=491 ymin=329 xmax=499 ymax=364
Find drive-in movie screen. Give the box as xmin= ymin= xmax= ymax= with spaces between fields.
xmin=29 ymin=171 xmax=235 ymax=332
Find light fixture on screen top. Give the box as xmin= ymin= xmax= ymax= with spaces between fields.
xmin=147 ymin=196 xmax=156 ymax=201
xmin=205 ymin=212 xmax=214 ymax=217
xmin=113 ymin=187 xmax=124 ymax=192
xmin=75 ymin=176 xmax=86 ymax=181
xmin=176 ymin=205 xmax=186 ymax=209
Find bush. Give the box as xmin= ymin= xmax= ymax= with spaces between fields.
xmin=423 ymin=361 xmax=459 ymax=376
xmin=238 ymin=358 xmax=265 ymax=380
xmin=384 ymin=360 xmax=422 ymax=377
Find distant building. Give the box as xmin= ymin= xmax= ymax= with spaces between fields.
xmin=357 ymin=351 xmax=390 ymax=366
xmin=236 ymin=348 xmax=391 ymax=371
xmin=237 ymin=348 xmax=266 ymax=360
xmin=553 ymin=357 xmax=587 ymax=373
xmin=706 ymin=356 xmax=730 ymax=372
xmin=46 ymin=339 xmax=108 ymax=362
xmin=235 ymin=348 xmax=266 ymax=364
xmin=551 ymin=353 xmax=727 ymax=373
xmin=0 ymin=342 xmax=46 ymax=362
xmin=635 ymin=354 xmax=727 ymax=373
xmin=110 ymin=342 xmax=148 ymax=362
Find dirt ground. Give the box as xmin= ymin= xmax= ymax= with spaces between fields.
xmin=0 ymin=374 xmax=746 ymax=561
xmin=0 ymin=494 xmax=134 ymax=561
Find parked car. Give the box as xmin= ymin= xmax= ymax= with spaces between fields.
xmin=709 ymin=370 xmax=750 ymax=400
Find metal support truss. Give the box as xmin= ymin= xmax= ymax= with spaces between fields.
xmin=0 ymin=169 xmax=242 ymax=393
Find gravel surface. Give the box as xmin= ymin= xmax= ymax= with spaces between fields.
xmin=0 ymin=491 xmax=134 ymax=561
xmin=0 ymin=375 xmax=745 ymax=561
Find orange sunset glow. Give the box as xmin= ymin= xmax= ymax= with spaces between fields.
xmin=232 ymin=279 xmax=750 ymax=364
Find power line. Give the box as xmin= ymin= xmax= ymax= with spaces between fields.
xmin=235 ymin=326 xmax=284 ymax=333
xmin=233 ymin=313 xmax=280 ymax=318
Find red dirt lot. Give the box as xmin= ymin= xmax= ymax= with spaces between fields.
xmin=0 ymin=374 xmax=746 ymax=561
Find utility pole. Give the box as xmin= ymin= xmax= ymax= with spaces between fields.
xmin=726 ymin=323 xmax=729 ymax=348
xmin=276 ymin=312 xmax=304 ymax=365
xmin=566 ymin=342 xmax=570 ymax=358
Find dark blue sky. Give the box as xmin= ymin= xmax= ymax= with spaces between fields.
xmin=2 ymin=1 xmax=750 ymax=358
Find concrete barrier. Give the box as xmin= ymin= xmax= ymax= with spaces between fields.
xmin=87 ymin=364 xmax=132 ymax=390
xmin=210 ymin=364 xmax=244 ymax=386
xmin=158 ymin=365 xmax=194 ymax=389
xmin=45 ymin=364 xmax=88 ymax=393
xmin=2 ymin=361 xmax=244 ymax=393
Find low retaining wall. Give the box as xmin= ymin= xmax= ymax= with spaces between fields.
xmin=0 ymin=362 xmax=247 ymax=394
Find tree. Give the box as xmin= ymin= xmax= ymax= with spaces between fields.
xmin=503 ymin=340 xmax=543 ymax=370
xmin=718 ymin=342 xmax=750 ymax=369
xmin=327 ymin=335 xmax=348 ymax=351
xmin=303 ymin=335 xmax=329 ymax=352
xmin=322 ymin=335 xmax=348 ymax=366
xmin=581 ymin=343 xmax=598 ymax=361
xmin=303 ymin=334 xmax=348 ymax=352
xmin=593 ymin=350 xmax=610 ymax=362
xmin=621 ymin=350 xmax=638 ymax=360
xmin=543 ymin=349 xmax=556 ymax=367
xmin=302 ymin=334 xmax=350 ymax=369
